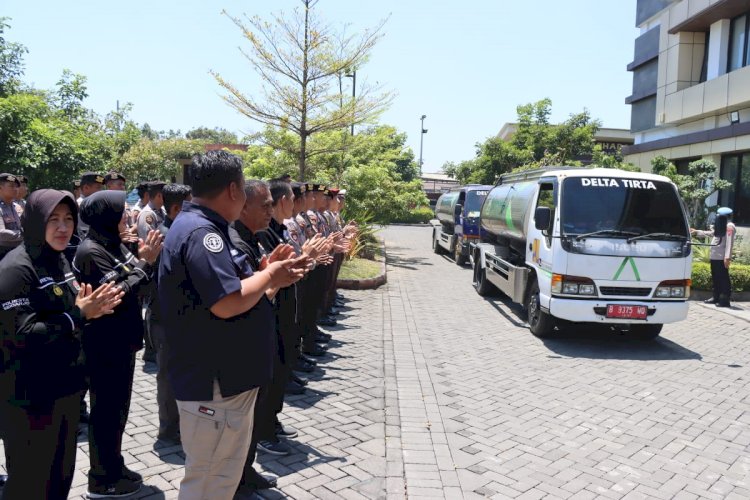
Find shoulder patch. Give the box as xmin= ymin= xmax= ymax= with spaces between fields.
xmin=203 ymin=233 xmax=224 ymax=253
xmin=145 ymin=214 xmax=155 ymax=225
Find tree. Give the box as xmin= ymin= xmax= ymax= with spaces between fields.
xmin=651 ymin=156 xmax=731 ymax=227
xmin=114 ymin=138 xmax=206 ymax=183
xmin=213 ymin=0 xmax=393 ymax=180
xmin=0 ymin=18 xmax=27 ymax=98
xmin=185 ymin=126 xmax=239 ymax=144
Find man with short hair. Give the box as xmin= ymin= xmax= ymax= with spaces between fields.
xmin=0 ymin=174 xmax=23 ymax=261
xmin=76 ymin=172 xmax=105 ymax=239
xmin=72 ymin=180 xmax=82 ymax=201
xmin=158 ymin=151 xmax=305 ymax=499
xmin=131 ymin=181 xmax=150 ymax=221
xmin=105 ymin=172 xmax=127 ymax=192
xmin=151 ymin=183 xmax=192 ymax=444
xmin=137 ymin=181 xmax=166 ymax=240
xmin=14 ymin=175 xmax=28 ymax=216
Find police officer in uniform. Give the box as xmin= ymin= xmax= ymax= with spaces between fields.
xmin=131 ymin=181 xmax=150 ymax=221
xmin=0 ymin=174 xmax=23 ymax=261
xmin=72 ymin=179 xmax=82 ymax=202
xmin=158 ymin=151 xmax=304 ymax=500
xmin=76 ymin=172 xmax=105 ymax=240
xmin=692 ymin=207 xmax=736 ymax=307
xmin=151 ymin=183 xmax=192 ymax=444
xmin=15 ymin=175 xmax=28 ymax=216
xmin=74 ymin=191 xmax=163 ymax=497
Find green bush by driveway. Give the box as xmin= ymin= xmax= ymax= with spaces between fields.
xmin=692 ymin=262 xmax=750 ymax=291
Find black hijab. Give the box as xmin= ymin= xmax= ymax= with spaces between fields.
xmin=80 ymin=191 xmax=126 ymax=247
xmin=21 ymin=189 xmax=78 ymax=261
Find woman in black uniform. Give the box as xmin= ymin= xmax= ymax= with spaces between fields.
xmin=74 ymin=190 xmax=162 ymax=497
xmin=0 ymin=189 xmax=122 ymax=499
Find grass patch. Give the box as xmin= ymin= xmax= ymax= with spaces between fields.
xmin=339 ymin=258 xmax=382 ymax=280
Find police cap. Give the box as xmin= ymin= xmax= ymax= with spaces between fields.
xmin=105 ymin=171 xmax=126 ymax=183
xmin=326 ymin=188 xmax=340 ymax=197
xmin=73 ymin=179 xmax=81 ymax=189
xmin=291 ymin=182 xmax=304 ymax=198
xmin=0 ymin=173 xmax=20 ymax=186
xmin=717 ymin=207 xmax=733 ymax=216
xmin=312 ymin=184 xmax=326 ymax=192
xmin=80 ymin=172 xmax=105 ymax=186
xmin=17 ymin=175 xmax=28 ymax=185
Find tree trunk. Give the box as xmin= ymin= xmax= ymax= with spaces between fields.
xmin=299 ymin=133 xmax=307 ymax=181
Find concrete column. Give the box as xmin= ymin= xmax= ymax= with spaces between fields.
xmin=707 ymin=19 xmax=731 ymax=80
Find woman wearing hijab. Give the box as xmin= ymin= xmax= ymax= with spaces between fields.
xmin=0 ymin=189 xmax=123 ymax=499
xmin=74 ymin=190 xmax=162 ymax=497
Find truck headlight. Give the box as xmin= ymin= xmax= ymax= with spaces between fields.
xmin=655 ymin=279 xmax=691 ymax=299
xmin=562 ymin=283 xmax=579 ymax=294
xmin=579 ymin=284 xmax=596 ymax=295
xmin=552 ymin=274 xmax=597 ymax=296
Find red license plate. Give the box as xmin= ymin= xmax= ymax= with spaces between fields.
xmin=606 ymin=304 xmax=648 ymax=320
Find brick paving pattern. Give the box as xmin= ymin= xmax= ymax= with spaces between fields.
xmin=2 ymin=225 xmax=750 ymax=499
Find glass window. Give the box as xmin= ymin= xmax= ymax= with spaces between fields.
xmin=719 ymin=153 xmax=750 ymax=225
xmin=729 ymin=15 xmax=748 ymax=72
xmin=465 ymin=190 xmax=489 ymax=217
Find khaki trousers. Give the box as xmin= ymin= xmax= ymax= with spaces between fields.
xmin=177 ymin=382 xmax=258 ymax=500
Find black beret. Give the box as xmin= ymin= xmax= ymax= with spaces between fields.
xmin=0 ymin=173 xmax=20 ymax=185
xmin=80 ymin=172 xmax=105 ymax=185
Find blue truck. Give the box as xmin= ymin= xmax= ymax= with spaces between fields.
xmin=431 ymin=184 xmax=492 ymax=265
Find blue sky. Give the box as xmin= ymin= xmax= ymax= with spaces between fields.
xmin=4 ymin=0 xmax=638 ymax=172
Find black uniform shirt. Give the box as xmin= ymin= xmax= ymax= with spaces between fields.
xmin=158 ymin=202 xmax=274 ymax=402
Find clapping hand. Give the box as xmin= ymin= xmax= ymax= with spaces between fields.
xmin=76 ymin=282 xmax=125 ymax=320
xmin=138 ymin=230 xmax=164 ymax=264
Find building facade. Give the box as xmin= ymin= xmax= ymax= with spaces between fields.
xmin=624 ymin=0 xmax=750 ymax=226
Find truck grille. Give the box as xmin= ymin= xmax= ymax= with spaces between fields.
xmin=599 ymin=287 xmax=652 ymax=297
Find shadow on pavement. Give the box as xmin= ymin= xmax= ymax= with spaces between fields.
xmin=541 ymin=327 xmax=702 ymax=361
xmin=386 ymin=246 xmax=433 ymax=270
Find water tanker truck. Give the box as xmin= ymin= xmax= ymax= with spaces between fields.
xmin=431 ymin=185 xmax=492 ymax=265
xmin=470 ymin=167 xmax=692 ymax=338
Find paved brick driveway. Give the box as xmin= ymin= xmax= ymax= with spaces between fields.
xmin=2 ymin=225 xmax=749 ymax=499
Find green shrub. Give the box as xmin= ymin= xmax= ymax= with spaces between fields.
xmin=692 ymin=261 xmax=750 ymax=291
xmin=392 ymin=206 xmax=433 ymax=224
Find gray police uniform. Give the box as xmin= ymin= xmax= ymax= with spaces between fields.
xmin=136 ymin=203 xmax=166 ymax=241
xmin=0 ymin=200 xmax=23 ymax=259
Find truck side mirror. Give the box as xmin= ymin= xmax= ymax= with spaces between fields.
xmin=454 ymin=204 xmax=463 ymax=217
xmin=714 ymin=214 xmax=728 ymax=237
xmin=535 ymin=206 xmax=552 ymax=231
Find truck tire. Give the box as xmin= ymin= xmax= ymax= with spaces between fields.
xmin=473 ymin=256 xmax=493 ymax=296
xmin=432 ymin=229 xmax=444 ymax=255
xmin=630 ymin=324 xmax=663 ymax=339
xmin=454 ymin=240 xmax=468 ymax=266
xmin=527 ymin=280 xmax=556 ymax=338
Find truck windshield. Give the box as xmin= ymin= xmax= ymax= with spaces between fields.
xmin=560 ymin=177 xmax=688 ymax=239
xmin=465 ymin=190 xmax=489 ymax=217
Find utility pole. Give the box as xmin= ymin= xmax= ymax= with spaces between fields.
xmin=419 ymin=114 xmax=427 ymax=175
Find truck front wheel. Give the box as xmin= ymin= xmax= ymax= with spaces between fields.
xmin=473 ymin=257 xmax=493 ymax=296
xmin=454 ymin=240 xmax=468 ymax=266
xmin=527 ymin=280 xmax=556 ymax=338
xmin=630 ymin=324 xmax=663 ymax=339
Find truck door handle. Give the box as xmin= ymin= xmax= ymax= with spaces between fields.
xmin=529 ymin=243 xmax=532 ymax=251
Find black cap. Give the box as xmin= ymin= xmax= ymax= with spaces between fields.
xmin=73 ymin=179 xmax=81 ymax=188
xmin=291 ymin=182 xmax=304 ymax=198
xmin=105 ymin=171 xmax=126 ymax=183
xmin=0 ymin=173 xmax=20 ymax=186
xmin=80 ymin=172 xmax=105 ymax=185
xmin=312 ymin=183 xmax=326 ymax=192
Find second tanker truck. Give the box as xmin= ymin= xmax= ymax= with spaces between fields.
xmin=470 ymin=167 xmax=693 ymax=338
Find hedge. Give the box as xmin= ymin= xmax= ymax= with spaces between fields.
xmin=692 ymin=262 xmax=750 ymax=291
xmin=391 ymin=206 xmax=433 ymax=224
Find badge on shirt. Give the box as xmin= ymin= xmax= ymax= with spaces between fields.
xmin=53 ymin=285 xmax=63 ymax=297
xmin=198 ymin=406 xmax=215 ymax=416
xmin=203 ymin=233 xmax=224 ymax=253
xmin=146 ymin=215 xmax=154 ymax=225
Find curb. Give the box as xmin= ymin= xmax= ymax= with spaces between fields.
xmin=689 ymin=290 xmax=750 ymax=301
xmin=384 ymin=223 xmax=431 ymax=227
xmin=336 ymin=240 xmax=388 ymax=290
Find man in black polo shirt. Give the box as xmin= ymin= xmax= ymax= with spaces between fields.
xmin=158 ymin=151 xmax=304 ymax=500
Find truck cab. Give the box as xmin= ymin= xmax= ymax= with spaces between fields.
xmin=431 ymin=185 xmax=492 ymax=265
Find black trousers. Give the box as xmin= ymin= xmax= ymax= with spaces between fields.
xmin=151 ymin=320 xmax=179 ymax=436
xmin=86 ymin=351 xmax=136 ymax=482
xmin=710 ymin=259 xmax=732 ymax=304
xmin=301 ymin=267 xmax=326 ymax=349
xmin=0 ymin=392 xmax=80 ymax=499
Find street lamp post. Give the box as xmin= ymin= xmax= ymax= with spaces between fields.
xmin=419 ymin=115 xmax=428 ymax=175
xmin=345 ymin=70 xmax=356 ymax=136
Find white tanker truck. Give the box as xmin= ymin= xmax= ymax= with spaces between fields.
xmin=470 ymin=167 xmax=693 ymax=338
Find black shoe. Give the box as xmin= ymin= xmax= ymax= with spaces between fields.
xmin=141 ymin=350 xmax=156 ymax=363
xmin=157 ymin=430 xmax=181 ymax=445
xmin=285 ymin=380 xmax=305 ymax=395
xmin=87 ymin=477 xmax=141 ymax=498
xmin=315 ymin=334 xmax=330 ymax=344
xmin=316 ymin=331 xmax=332 ymax=341
xmin=234 ymin=486 xmax=264 ymax=500
xmin=0 ymin=474 xmax=7 ymax=486
xmin=299 ymin=353 xmax=317 ymax=365
xmin=716 ymin=302 xmax=731 ymax=308
xmin=244 ymin=468 xmax=278 ymax=490
xmin=292 ymin=373 xmax=308 ymax=386
xmin=294 ymin=359 xmax=315 ymax=373
xmin=704 ymin=297 xmax=717 ymax=304
xmin=258 ymin=438 xmax=291 ymax=456
xmin=317 ymin=317 xmax=337 ymax=327
xmin=303 ymin=345 xmax=327 ymax=357
xmin=80 ymin=410 xmax=91 ymax=425
xmin=276 ymin=422 xmax=299 ymax=439
xmin=120 ymin=466 xmax=143 ymax=484
xmin=327 ymin=307 xmax=341 ymax=316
